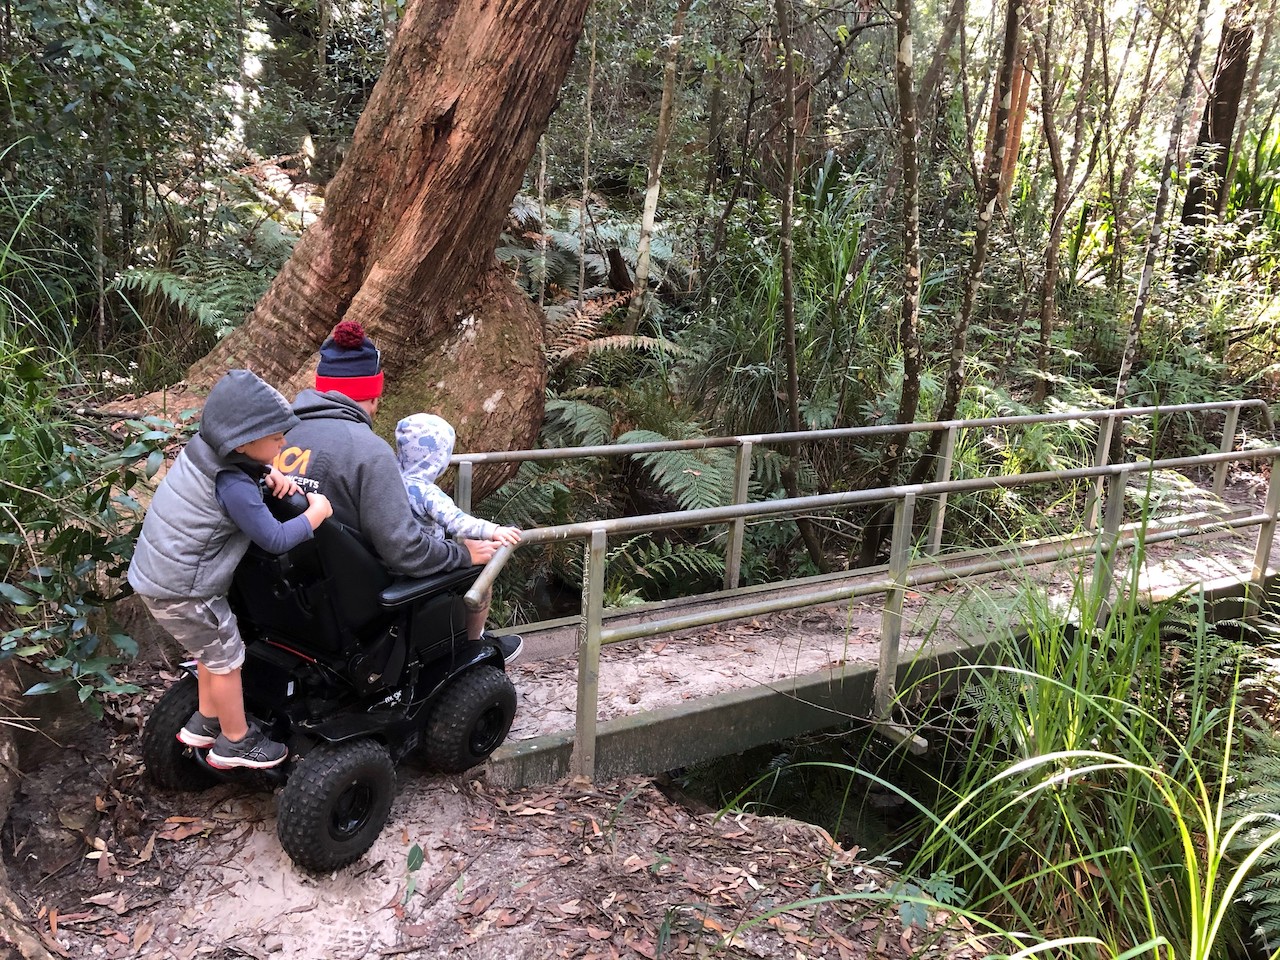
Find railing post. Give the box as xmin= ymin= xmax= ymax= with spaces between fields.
xmin=723 ymin=441 xmax=753 ymax=590
xmin=571 ymin=529 xmax=607 ymax=781
xmin=1083 ymin=415 xmax=1118 ymax=530
xmin=875 ymin=494 xmax=916 ymax=720
xmin=1090 ymin=466 xmax=1130 ymax=608
xmin=456 ymin=461 xmax=473 ymax=514
xmin=1247 ymin=457 xmax=1280 ymax=618
xmin=1212 ymin=405 xmax=1240 ymax=497
xmin=927 ymin=426 xmax=958 ymax=555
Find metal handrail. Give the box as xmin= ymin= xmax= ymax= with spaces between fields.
xmin=452 ymin=398 xmax=1270 ymax=586
xmin=467 ymin=437 xmax=1280 ymax=780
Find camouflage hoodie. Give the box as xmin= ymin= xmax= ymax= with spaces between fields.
xmin=394 ymin=414 xmax=497 ymax=542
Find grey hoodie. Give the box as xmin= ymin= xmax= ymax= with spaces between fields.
xmin=280 ymin=389 xmax=470 ymax=578
xmin=128 ymin=370 xmax=299 ymax=600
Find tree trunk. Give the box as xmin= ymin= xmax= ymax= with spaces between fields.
xmin=916 ymin=0 xmax=968 ymax=121
xmin=1221 ymin=2 xmax=1276 ymax=217
xmin=1114 ymin=0 xmax=1211 ymax=408
xmin=906 ymin=0 xmax=1021 ymax=486
xmin=171 ymin=0 xmax=588 ymax=500
xmin=853 ymin=0 xmax=925 ymax=567
xmin=1110 ymin=10 xmax=1168 ymax=292
xmin=774 ymin=0 xmax=828 ymax=574
xmin=1176 ymin=3 xmax=1252 ymax=272
xmin=1032 ymin=1 xmax=1097 ymax=403
xmin=579 ymin=22 xmax=597 ymax=303
xmin=996 ymin=43 xmax=1033 ymax=206
xmin=625 ymin=0 xmax=693 ymax=335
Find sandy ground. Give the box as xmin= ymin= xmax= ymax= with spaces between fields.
xmin=6 ymin=717 xmax=996 ymax=960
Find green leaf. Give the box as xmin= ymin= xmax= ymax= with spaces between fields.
xmin=144 ymin=449 xmax=164 ymax=479
xmin=406 ymin=842 xmax=424 ymax=872
xmin=24 ymin=681 xmax=60 ymax=696
xmin=0 ymin=582 xmax=35 ymax=606
xmin=111 ymin=633 xmax=138 ymax=657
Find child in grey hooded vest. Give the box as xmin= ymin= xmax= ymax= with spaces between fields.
xmin=129 ymin=370 xmax=332 ymax=770
xmin=395 ymin=414 xmax=521 ymax=642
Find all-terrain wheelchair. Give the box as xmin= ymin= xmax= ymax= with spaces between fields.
xmin=140 ymin=494 xmax=517 ymax=872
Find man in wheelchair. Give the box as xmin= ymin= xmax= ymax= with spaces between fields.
xmin=273 ymin=319 xmax=522 ymax=663
xmin=141 ymin=323 xmax=521 ymax=871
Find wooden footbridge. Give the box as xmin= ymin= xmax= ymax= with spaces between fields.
xmin=449 ymin=400 xmax=1279 ymax=786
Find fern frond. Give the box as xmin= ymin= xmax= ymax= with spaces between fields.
xmin=617 ymin=428 xmax=736 ymax=511
xmin=544 ymin=399 xmax=615 ymax=447
xmin=607 ymin=536 xmax=725 ymax=594
xmin=550 ymin=335 xmax=681 ymax=365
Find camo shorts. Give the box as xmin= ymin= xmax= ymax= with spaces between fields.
xmin=139 ymin=595 xmax=246 ymax=674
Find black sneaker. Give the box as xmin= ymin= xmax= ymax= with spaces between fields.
xmin=177 ymin=711 xmax=220 ymax=749
xmin=207 ymin=724 xmax=288 ymax=770
xmin=484 ymin=633 xmax=523 ymax=664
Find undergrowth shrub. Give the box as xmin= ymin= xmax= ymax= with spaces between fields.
xmin=0 ymin=196 xmax=188 ymax=712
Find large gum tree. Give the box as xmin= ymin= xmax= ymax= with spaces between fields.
xmin=173 ymin=0 xmax=590 ymax=499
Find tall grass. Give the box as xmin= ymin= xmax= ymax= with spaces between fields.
xmin=714 ymin=541 xmax=1280 ymax=959
xmin=896 ymin=549 xmax=1280 ymax=957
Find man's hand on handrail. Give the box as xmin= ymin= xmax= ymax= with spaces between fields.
xmin=464 ymin=538 xmax=499 ymax=565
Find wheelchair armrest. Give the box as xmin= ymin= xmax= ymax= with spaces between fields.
xmin=379 ymin=565 xmax=484 ymax=608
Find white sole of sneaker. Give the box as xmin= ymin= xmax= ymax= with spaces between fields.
xmin=206 ymin=752 xmax=288 ymax=771
xmin=176 ymin=731 xmax=216 ymax=749
xmin=502 ymin=638 xmax=524 ymax=664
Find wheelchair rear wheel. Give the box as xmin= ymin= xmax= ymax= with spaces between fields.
xmin=421 ymin=665 xmax=517 ymax=773
xmin=142 ymin=674 xmax=219 ymax=792
xmin=277 ymin=739 xmax=395 ymax=872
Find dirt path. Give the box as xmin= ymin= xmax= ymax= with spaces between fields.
xmin=3 ymin=678 xmax=994 ymax=959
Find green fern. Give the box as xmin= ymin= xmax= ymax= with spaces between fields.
xmin=543 ymin=399 xmax=614 ymax=447
xmin=617 ymin=429 xmax=736 ymax=512
xmin=112 ymin=245 xmax=281 ymax=337
xmin=608 ymin=536 xmax=725 ymax=593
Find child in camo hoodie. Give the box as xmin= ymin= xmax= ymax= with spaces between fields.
xmin=394 ymin=414 xmax=521 ymax=642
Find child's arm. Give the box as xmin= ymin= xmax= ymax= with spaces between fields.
xmin=216 ymin=471 xmax=331 ymax=554
xmin=407 ymin=481 xmax=499 ymax=541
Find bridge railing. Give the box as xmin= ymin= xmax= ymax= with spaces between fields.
xmin=453 ymin=399 xmax=1271 ymax=590
xmin=460 ymin=403 xmax=1279 ymax=780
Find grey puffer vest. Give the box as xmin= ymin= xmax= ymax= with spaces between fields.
xmin=127 ymin=434 xmax=253 ymax=600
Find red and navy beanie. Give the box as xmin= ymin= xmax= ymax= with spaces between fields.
xmin=315 ymin=320 xmax=384 ymax=401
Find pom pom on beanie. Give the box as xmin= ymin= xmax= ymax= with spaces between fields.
xmin=316 ymin=321 xmax=384 ymax=401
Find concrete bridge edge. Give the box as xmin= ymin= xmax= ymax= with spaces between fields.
xmin=485 ymin=573 xmax=1278 ymax=788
